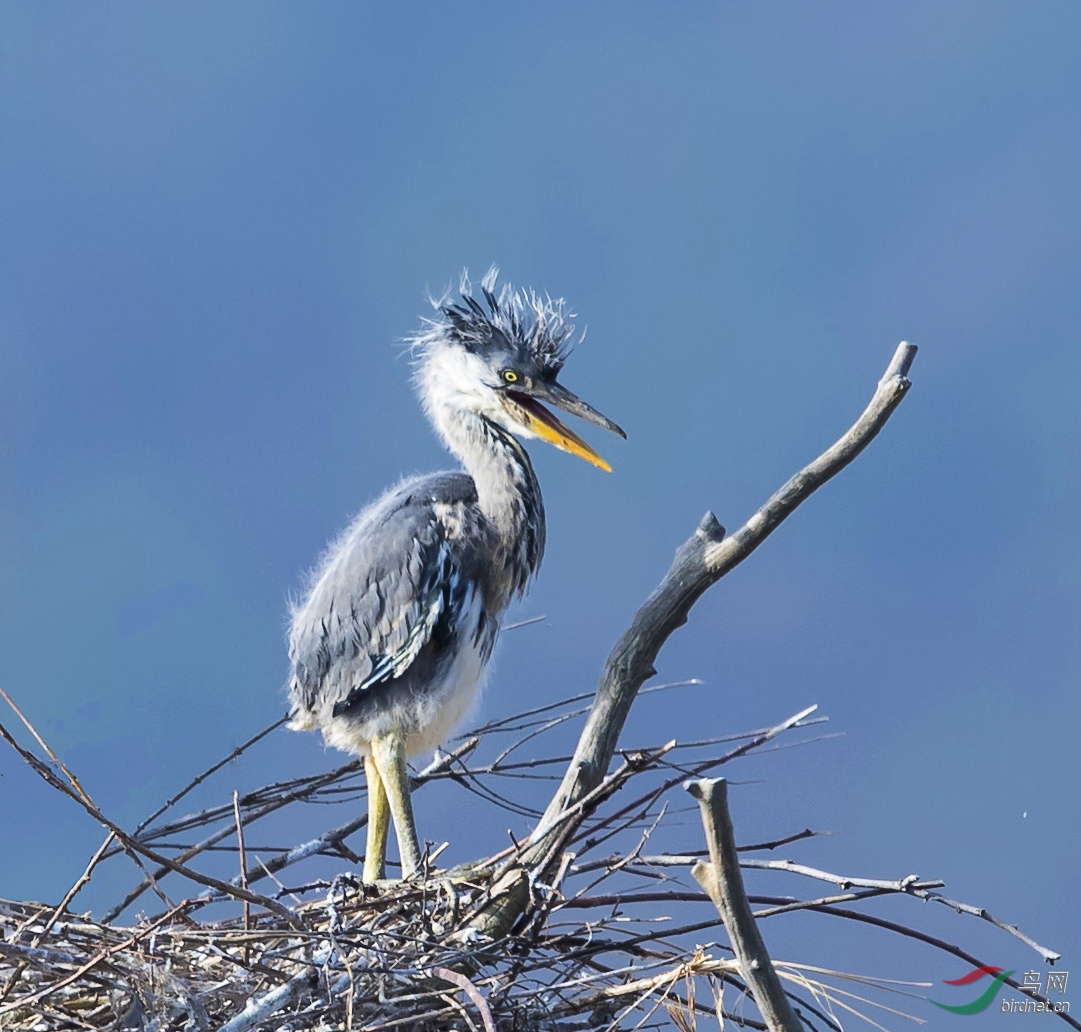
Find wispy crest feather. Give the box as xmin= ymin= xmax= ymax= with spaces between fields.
xmin=409 ymin=267 xmax=575 ymax=374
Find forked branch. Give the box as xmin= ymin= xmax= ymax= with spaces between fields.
xmin=526 ymin=341 xmax=917 ymax=861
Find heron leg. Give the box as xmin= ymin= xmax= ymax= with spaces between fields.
xmin=362 ymin=754 xmax=389 ymax=884
xmin=369 ymin=732 xmax=422 ymax=879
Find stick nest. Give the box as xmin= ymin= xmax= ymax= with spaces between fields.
xmin=0 ymin=687 xmax=1065 ymax=1032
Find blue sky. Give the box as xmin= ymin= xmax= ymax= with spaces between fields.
xmin=1 ymin=3 xmax=1078 ymax=1022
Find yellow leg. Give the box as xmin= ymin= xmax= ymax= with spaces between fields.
xmin=362 ymin=754 xmax=389 ymax=884
xmin=369 ymin=732 xmax=422 ymax=879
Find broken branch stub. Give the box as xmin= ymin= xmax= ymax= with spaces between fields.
xmin=687 ymin=777 xmax=802 ymax=1032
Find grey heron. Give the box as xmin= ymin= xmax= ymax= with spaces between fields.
xmin=287 ymin=270 xmax=624 ymax=883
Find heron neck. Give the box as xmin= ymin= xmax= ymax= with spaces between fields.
xmin=434 ymin=406 xmax=546 ymax=590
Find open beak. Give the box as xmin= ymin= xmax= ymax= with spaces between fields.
xmin=503 ymin=383 xmax=625 ymax=472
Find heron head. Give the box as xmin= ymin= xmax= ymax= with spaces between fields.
xmin=412 ymin=269 xmax=625 ymax=471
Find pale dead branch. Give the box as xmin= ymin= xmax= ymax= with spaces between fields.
xmin=686 ymin=777 xmax=802 ymax=1032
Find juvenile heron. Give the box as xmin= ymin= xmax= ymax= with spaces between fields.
xmin=287 ymin=271 xmax=624 ymax=883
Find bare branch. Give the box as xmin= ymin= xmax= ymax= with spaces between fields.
xmin=232 ymin=791 xmax=251 ymax=948
xmin=922 ymin=892 xmax=1062 ymax=965
xmin=686 ymin=777 xmax=803 ymax=1032
xmin=531 ymin=342 xmax=917 ymax=856
xmin=0 ymin=831 xmax=116 ymax=1005
xmin=801 ymin=905 xmax=1081 ymax=1032
xmin=192 ymin=737 xmax=480 ymax=913
xmin=0 ymin=713 xmax=303 ymax=931
xmin=103 ymin=737 xmax=480 ymax=924
xmin=431 ymin=967 xmax=497 ymax=1032
xmin=569 ymin=828 xmax=821 ymax=875
xmin=740 ymin=859 xmax=938 ymax=893
xmin=215 ymin=951 xmax=322 ymax=1032
xmin=132 ymin=714 xmax=290 ymax=837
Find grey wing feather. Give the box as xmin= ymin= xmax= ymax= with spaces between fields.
xmin=288 ymin=473 xmax=480 ymax=720
xmin=330 ymin=540 xmax=454 ymax=716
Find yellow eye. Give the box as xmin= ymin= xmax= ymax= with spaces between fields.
xmin=502 ymin=369 xmax=519 ymax=383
